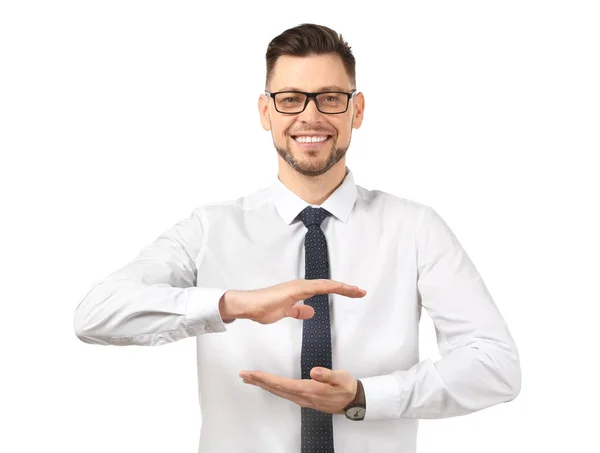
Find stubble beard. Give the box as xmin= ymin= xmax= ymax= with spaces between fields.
xmin=275 ymin=135 xmax=349 ymax=177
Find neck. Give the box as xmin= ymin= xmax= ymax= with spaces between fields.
xmin=277 ymin=159 xmax=347 ymax=206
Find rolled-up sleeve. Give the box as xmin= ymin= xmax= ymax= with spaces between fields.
xmin=73 ymin=207 xmax=230 ymax=346
xmin=362 ymin=205 xmax=521 ymax=420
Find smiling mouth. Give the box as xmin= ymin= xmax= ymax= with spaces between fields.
xmin=291 ymin=135 xmax=333 ymax=146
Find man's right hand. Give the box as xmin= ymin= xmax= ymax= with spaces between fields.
xmin=219 ymin=279 xmax=367 ymax=325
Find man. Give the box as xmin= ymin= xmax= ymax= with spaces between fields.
xmin=74 ymin=23 xmax=521 ymax=453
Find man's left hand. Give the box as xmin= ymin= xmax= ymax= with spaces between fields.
xmin=239 ymin=367 xmax=357 ymax=414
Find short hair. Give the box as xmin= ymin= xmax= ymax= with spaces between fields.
xmin=265 ymin=23 xmax=356 ymax=90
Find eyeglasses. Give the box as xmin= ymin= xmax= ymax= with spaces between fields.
xmin=264 ymin=89 xmax=357 ymax=114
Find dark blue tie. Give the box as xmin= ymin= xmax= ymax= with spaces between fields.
xmin=299 ymin=206 xmax=335 ymax=453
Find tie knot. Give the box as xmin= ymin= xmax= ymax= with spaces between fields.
xmin=299 ymin=206 xmax=331 ymax=228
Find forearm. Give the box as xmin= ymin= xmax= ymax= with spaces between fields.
xmin=361 ymin=332 xmax=521 ymax=420
xmin=74 ymin=277 xmax=230 ymax=346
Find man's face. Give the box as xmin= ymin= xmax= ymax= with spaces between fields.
xmin=259 ymin=53 xmax=364 ymax=177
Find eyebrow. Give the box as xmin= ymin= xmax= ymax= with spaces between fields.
xmin=275 ymin=85 xmax=350 ymax=92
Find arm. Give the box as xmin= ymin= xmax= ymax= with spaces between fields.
xmin=73 ymin=207 xmax=233 ymax=346
xmin=361 ymin=206 xmax=521 ymax=420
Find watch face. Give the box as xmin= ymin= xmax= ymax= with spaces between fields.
xmin=346 ymin=406 xmax=366 ymax=420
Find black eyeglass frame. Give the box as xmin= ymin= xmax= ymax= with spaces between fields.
xmin=264 ymin=89 xmax=358 ymax=114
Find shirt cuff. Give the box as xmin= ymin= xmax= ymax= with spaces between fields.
xmin=360 ymin=373 xmax=402 ymax=420
xmin=185 ymin=287 xmax=231 ymax=334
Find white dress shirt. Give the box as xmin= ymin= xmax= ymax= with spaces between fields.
xmin=74 ymin=166 xmax=521 ymax=453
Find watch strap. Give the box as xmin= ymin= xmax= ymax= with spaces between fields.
xmin=345 ymin=379 xmax=365 ymax=409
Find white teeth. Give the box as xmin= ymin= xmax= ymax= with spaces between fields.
xmin=294 ymin=136 xmax=328 ymax=143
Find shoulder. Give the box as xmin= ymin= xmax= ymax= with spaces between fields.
xmin=355 ymin=183 xmax=431 ymax=224
xmin=190 ymin=184 xmax=273 ymax=221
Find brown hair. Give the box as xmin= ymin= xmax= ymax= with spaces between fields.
xmin=265 ymin=23 xmax=356 ymax=90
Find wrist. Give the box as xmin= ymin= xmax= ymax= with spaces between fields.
xmin=219 ymin=290 xmax=246 ymax=322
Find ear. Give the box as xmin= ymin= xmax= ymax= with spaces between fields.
xmin=351 ymin=92 xmax=365 ymax=129
xmin=258 ymin=94 xmax=271 ymax=131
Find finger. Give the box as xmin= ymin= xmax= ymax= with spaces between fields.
xmin=324 ymin=280 xmax=366 ymax=297
xmin=302 ymin=280 xmax=367 ymax=298
xmin=246 ymin=379 xmax=308 ymax=407
xmin=250 ymin=372 xmax=308 ymax=394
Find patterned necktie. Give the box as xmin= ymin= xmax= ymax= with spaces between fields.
xmin=299 ymin=206 xmax=335 ymax=453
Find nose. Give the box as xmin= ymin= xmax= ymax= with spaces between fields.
xmin=297 ymin=96 xmax=322 ymax=121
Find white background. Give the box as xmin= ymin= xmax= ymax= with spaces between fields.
xmin=1 ymin=0 xmax=598 ymax=452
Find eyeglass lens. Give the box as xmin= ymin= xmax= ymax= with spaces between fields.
xmin=273 ymin=92 xmax=349 ymax=113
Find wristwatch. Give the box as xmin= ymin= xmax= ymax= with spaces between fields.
xmin=344 ymin=379 xmax=366 ymax=421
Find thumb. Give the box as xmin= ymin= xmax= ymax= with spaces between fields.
xmin=285 ymin=304 xmax=315 ymax=320
xmin=310 ymin=367 xmax=335 ymax=383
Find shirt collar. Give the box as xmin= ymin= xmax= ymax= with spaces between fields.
xmin=270 ymin=165 xmax=358 ymax=225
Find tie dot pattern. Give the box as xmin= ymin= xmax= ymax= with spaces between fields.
xmin=299 ymin=206 xmax=335 ymax=453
